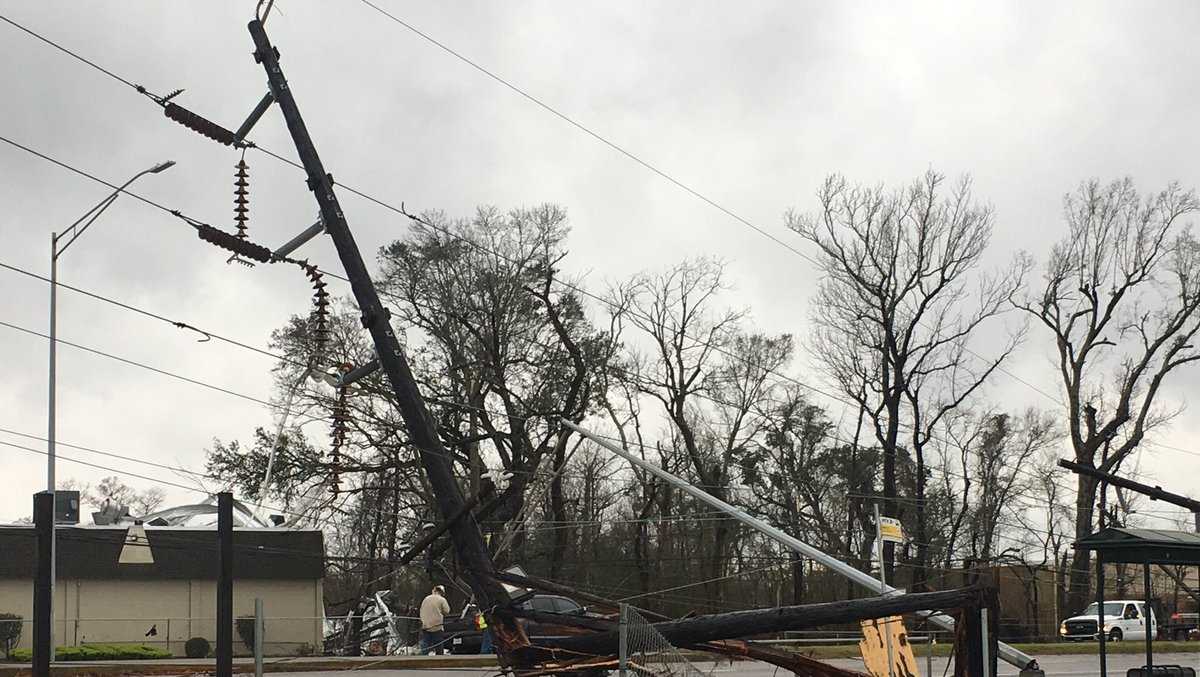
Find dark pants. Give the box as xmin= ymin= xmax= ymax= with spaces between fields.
xmin=419 ymin=629 xmax=444 ymax=654
xmin=480 ymin=628 xmax=494 ymax=654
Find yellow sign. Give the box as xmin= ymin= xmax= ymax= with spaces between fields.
xmin=859 ymin=616 xmax=919 ymax=677
xmin=878 ymin=516 xmax=905 ymax=544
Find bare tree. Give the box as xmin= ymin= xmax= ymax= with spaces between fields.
xmin=1015 ymin=178 xmax=1200 ymax=612
xmin=788 ymin=171 xmax=1029 ymax=588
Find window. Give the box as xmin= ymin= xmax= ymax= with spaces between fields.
xmin=530 ymin=596 xmax=557 ymax=613
xmin=552 ymin=597 xmax=581 ymax=614
xmin=1124 ymin=604 xmax=1139 ymax=620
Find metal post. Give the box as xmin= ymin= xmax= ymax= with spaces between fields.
xmin=1097 ymin=552 xmax=1107 ymax=677
xmin=1143 ymin=557 xmax=1153 ymax=673
xmin=980 ymin=608 xmax=990 ymax=677
xmin=46 ymin=234 xmax=57 ymax=664
xmin=563 ymin=420 xmax=1044 ymax=675
xmin=254 ymin=598 xmax=264 ymax=677
xmin=216 ymin=492 xmax=233 ymax=677
xmin=618 ymin=603 xmax=628 ymax=677
xmin=33 ymin=492 xmax=53 ymax=677
xmin=926 ymin=631 xmax=933 ymax=677
xmin=874 ymin=503 xmax=895 ymax=677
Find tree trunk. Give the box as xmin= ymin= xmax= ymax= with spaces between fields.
xmin=791 ymin=551 xmax=805 ymax=605
xmin=913 ymin=445 xmax=929 ymax=592
xmin=1067 ymin=473 xmax=1099 ymax=613
xmin=549 ymin=442 xmax=568 ymax=580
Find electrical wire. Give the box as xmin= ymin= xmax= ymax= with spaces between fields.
xmin=0 ymin=260 xmax=304 ymax=368
xmin=0 ymin=318 xmax=284 ymax=410
xmin=4 ymin=12 xmax=1195 ymax=580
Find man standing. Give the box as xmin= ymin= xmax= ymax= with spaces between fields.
xmin=419 ymin=585 xmax=451 ymax=655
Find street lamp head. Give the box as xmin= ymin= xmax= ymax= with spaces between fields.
xmin=150 ymin=160 xmax=176 ymax=173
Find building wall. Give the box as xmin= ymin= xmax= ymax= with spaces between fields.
xmin=0 ymin=578 xmax=323 ymax=656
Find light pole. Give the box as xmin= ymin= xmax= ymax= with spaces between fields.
xmin=45 ymin=160 xmax=174 ymax=659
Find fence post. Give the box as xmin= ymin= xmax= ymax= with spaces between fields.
xmin=927 ymin=632 xmax=934 ymax=677
xmin=980 ymin=608 xmax=990 ymax=677
xmin=618 ymin=603 xmax=628 ymax=677
xmin=254 ymin=598 xmax=264 ymax=677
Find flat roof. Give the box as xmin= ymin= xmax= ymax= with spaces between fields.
xmin=0 ymin=525 xmax=324 ymax=580
xmin=1074 ymin=527 xmax=1200 ymax=565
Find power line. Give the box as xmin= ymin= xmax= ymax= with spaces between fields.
xmin=0 ymin=18 xmax=1091 ymax=467
xmin=0 ymin=318 xmax=284 ymax=410
xmin=7 ymin=12 xmax=1197 ymax=513
xmin=354 ymin=0 xmax=813 ymax=264
xmin=0 ymin=260 xmax=304 ymax=368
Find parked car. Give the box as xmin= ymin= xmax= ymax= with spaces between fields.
xmin=445 ymin=594 xmax=600 ymax=654
xmin=1164 ymin=611 xmax=1199 ymax=641
xmin=1060 ymin=600 xmax=1157 ymax=642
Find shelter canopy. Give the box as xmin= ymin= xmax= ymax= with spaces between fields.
xmin=1075 ymin=527 xmax=1200 ymax=565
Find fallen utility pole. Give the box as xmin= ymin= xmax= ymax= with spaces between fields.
xmin=564 ymin=420 xmax=1043 ymax=676
xmin=538 ymin=586 xmax=988 ymax=656
xmin=495 ymin=570 xmax=868 ymax=677
xmin=246 ymin=19 xmax=524 ymax=655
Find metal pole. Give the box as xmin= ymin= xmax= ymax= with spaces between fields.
xmin=980 ymin=608 xmax=990 ymax=677
xmin=1097 ymin=552 xmax=1107 ymax=677
xmin=33 ymin=491 xmax=53 ymax=677
xmin=618 ymin=603 xmax=628 ymax=677
xmin=1098 ymin=477 xmax=1108 ymax=677
xmin=46 ymin=235 xmax=57 ymax=665
xmin=874 ymin=503 xmax=895 ymax=677
xmin=216 ymin=492 xmax=233 ymax=677
xmin=254 ymin=598 xmax=264 ymax=677
xmin=563 ymin=420 xmax=1042 ymax=674
xmin=926 ymin=631 xmax=933 ymax=677
xmin=1143 ymin=557 xmax=1153 ymax=673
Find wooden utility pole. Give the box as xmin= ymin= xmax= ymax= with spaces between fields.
xmin=245 ymin=19 xmax=523 ymax=654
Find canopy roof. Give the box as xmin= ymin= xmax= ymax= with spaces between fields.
xmin=1075 ymin=527 xmax=1200 ymax=565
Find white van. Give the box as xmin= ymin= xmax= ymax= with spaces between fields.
xmin=1060 ymin=600 xmax=1158 ymax=642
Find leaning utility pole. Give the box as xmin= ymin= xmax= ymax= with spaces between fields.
xmin=245 ymin=19 xmax=523 ymax=654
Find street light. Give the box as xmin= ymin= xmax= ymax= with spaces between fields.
xmin=45 ymin=160 xmax=174 ymax=659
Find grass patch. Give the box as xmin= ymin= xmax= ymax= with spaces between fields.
xmin=8 ymin=644 xmax=171 ymax=662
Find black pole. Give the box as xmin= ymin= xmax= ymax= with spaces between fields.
xmin=1097 ymin=552 xmax=1107 ymax=677
xmin=245 ymin=18 xmax=522 ymax=656
xmin=216 ymin=492 xmax=233 ymax=677
xmin=1097 ymin=475 xmax=1107 ymax=677
xmin=32 ymin=491 xmax=52 ymax=677
xmin=1143 ymin=556 xmax=1153 ymax=672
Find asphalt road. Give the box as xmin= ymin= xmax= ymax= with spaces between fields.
xmin=246 ymin=652 xmax=1200 ymax=676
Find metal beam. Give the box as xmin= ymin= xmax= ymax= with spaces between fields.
xmin=564 ymin=419 xmax=1042 ymax=674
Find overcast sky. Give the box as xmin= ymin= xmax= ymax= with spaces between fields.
xmin=2 ymin=1 xmax=1199 ymax=527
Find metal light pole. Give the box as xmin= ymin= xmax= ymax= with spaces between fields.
xmin=45 ymin=160 xmax=174 ymax=659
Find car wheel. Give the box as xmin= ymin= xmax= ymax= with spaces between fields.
xmin=1109 ymin=629 xmax=1123 ymax=642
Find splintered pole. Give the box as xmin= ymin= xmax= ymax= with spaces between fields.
xmin=563 ymin=420 xmax=1042 ymax=675
xmin=246 ymin=19 xmax=519 ymax=651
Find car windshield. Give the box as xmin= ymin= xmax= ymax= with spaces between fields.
xmin=1081 ymin=603 xmax=1125 ymax=617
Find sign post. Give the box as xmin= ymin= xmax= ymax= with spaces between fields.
xmin=874 ymin=504 xmax=905 ymax=677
